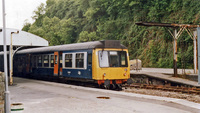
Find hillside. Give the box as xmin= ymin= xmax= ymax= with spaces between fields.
xmin=22 ymin=0 xmax=200 ymax=68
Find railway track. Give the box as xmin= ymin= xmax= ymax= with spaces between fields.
xmin=123 ymin=83 xmax=200 ymax=95
xmin=19 ymin=75 xmax=200 ymax=93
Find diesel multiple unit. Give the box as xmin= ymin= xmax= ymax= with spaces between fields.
xmin=0 ymin=40 xmax=131 ymax=89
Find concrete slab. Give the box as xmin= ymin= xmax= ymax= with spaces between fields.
xmin=131 ymin=68 xmax=200 ymax=87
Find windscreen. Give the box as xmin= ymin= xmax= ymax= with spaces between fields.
xmin=98 ymin=51 xmax=128 ymax=67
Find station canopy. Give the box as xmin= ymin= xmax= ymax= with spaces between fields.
xmin=0 ymin=28 xmax=48 ymax=46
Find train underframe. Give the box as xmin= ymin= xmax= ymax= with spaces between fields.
xmin=14 ymin=72 xmax=131 ymax=90
xmin=97 ymin=78 xmax=132 ymax=90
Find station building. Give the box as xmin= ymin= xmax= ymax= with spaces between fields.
xmin=0 ymin=28 xmax=49 ymax=51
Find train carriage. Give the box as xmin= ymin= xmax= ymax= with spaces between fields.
xmin=0 ymin=40 xmax=131 ymax=89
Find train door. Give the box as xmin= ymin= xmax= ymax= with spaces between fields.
xmin=26 ymin=54 xmax=31 ymax=74
xmin=88 ymin=52 xmax=92 ymax=76
xmin=59 ymin=52 xmax=63 ymax=76
xmin=54 ymin=52 xmax=63 ymax=76
xmin=54 ymin=52 xmax=59 ymax=76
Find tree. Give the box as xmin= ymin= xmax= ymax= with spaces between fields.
xmin=22 ymin=20 xmax=31 ymax=32
xmin=23 ymin=0 xmax=200 ymax=68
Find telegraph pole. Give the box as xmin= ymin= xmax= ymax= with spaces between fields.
xmin=198 ymin=27 xmax=200 ymax=84
xmin=135 ymin=22 xmax=200 ymax=78
xmin=173 ymin=29 xmax=178 ymax=77
xmin=2 ymin=0 xmax=11 ymax=112
xmin=193 ymin=31 xmax=197 ymax=74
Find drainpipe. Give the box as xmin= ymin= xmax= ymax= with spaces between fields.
xmin=10 ymin=31 xmax=19 ymax=85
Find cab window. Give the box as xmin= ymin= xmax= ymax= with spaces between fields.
xmin=98 ymin=51 xmax=128 ymax=67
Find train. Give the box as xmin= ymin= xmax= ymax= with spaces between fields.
xmin=0 ymin=40 xmax=132 ymax=89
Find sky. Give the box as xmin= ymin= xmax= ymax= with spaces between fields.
xmin=0 ymin=0 xmax=47 ymax=30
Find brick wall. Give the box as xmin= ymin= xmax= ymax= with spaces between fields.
xmin=0 ymin=72 xmax=5 ymax=113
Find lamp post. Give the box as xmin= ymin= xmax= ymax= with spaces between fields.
xmin=10 ymin=31 xmax=19 ymax=85
xmin=2 ymin=0 xmax=11 ymax=112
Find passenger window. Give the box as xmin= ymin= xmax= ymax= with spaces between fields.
xmin=30 ymin=56 xmax=33 ymax=67
xmin=33 ymin=56 xmax=37 ymax=67
xmin=60 ymin=55 xmax=62 ymax=67
xmin=88 ymin=54 xmax=92 ymax=65
xmin=26 ymin=55 xmax=29 ymax=66
xmin=43 ymin=55 xmax=49 ymax=67
xmin=76 ymin=53 xmax=84 ymax=68
xmin=18 ymin=57 xmax=22 ymax=66
xmin=50 ymin=55 xmax=54 ymax=67
xmin=55 ymin=55 xmax=58 ymax=64
xmin=38 ymin=56 xmax=42 ymax=67
xmin=65 ymin=54 xmax=72 ymax=68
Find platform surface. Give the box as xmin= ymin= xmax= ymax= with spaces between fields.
xmin=130 ymin=68 xmax=200 ymax=87
xmin=9 ymin=77 xmax=200 ymax=113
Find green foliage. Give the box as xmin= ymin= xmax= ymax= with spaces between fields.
xmin=22 ymin=21 xmax=31 ymax=32
xmin=22 ymin=0 xmax=200 ymax=68
xmin=78 ymin=31 xmax=100 ymax=42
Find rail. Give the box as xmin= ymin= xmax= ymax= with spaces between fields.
xmin=123 ymin=83 xmax=200 ymax=95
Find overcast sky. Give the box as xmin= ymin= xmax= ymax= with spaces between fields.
xmin=0 ymin=0 xmax=47 ymax=30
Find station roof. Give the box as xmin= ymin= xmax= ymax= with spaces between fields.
xmin=0 ymin=28 xmax=48 ymax=46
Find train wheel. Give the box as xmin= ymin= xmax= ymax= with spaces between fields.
xmin=116 ymin=84 xmax=122 ymax=91
xmin=110 ymin=84 xmax=116 ymax=90
xmin=104 ymin=85 xmax=110 ymax=89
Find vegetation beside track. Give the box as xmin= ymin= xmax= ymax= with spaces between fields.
xmin=22 ymin=0 xmax=200 ymax=69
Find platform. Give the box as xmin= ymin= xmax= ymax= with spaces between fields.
xmin=9 ymin=77 xmax=200 ymax=113
xmin=130 ymin=68 xmax=200 ymax=87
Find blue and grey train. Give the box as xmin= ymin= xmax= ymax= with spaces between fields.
xmin=0 ymin=40 xmax=131 ymax=89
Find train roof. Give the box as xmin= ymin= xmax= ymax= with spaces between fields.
xmin=13 ymin=40 xmax=127 ymax=54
